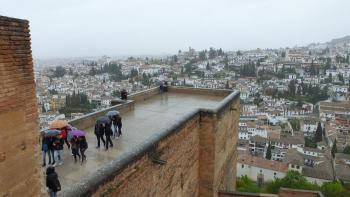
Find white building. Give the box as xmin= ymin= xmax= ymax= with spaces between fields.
xmin=237 ymin=152 xmax=288 ymax=183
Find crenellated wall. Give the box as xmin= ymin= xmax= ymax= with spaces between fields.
xmin=0 ymin=16 xmax=42 ymax=196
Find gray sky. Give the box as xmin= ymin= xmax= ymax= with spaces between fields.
xmin=1 ymin=0 xmax=350 ymax=58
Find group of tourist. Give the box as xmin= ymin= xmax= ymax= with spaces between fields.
xmin=94 ymin=113 xmax=123 ymax=150
xmin=43 ymin=108 xmax=124 ymax=196
xmin=41 ymin=126 xmax=88 ymax=167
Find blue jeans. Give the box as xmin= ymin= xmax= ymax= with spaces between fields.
xmin=49 ymin=189 xmax=57 ymax=197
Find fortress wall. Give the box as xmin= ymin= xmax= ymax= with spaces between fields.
xmin=0 ymin=16 xmax=42 ymax=197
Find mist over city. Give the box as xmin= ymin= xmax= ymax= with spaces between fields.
xmin=1 ymin=1 xmax=350 ymax=197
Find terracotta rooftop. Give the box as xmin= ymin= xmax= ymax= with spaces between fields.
xmin=237 ymin=151 xmax=289 ymax=172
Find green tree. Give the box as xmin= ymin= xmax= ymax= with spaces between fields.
xmin=332 ymin=139 xmax=338 ymax=158
xmin=53 ymin=66 xmax=66 ymax=78
xmin=266 ymin=142 xmax=272 ymax=160
xmin=288 ymin=80 xmax=296 ymax=97
xmin=281 ymin=51 xmax=286 ymax=58
xmin=130 ymin=68 xmax=139 ymax=78
xmin=265 ymin=171 xmax=318 ymax=194
xmin=209 ymin=47 xmax=217 ymax=59
xmin=240 ymin=62 xmax=255 ymax=77
xmin=338 ymin=74 xmax=344 ymax=84
xmin=224 ymin=55 xmax=229 ymax=71
xmin=315 ymin=122 xmax=323 ymax=143
xmin=305 ymin=137 xmax=317 ymax=148
xmin=236 ymin=176 xmax=262 ymax=193
xmin=310 ymin=60 xmax=317 ymax=75
xmin=324 ymin=58 xmax=332 ymax=74
xmin=321 ymin=181 xmax=350 ymax=197
xmin=289 ymin=118 xmax=300 ymax=131
xmin=343 ymin=146 xmax=350 ymax=154
xmin=198 ymin=51 xmax=206 ymax=61
xmin=206 ymin=62 xmax=211 ymax=71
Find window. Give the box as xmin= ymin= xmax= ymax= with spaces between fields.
xmin=242 ymin=164 xmax=244 ymax=168
xmin=291 ymin=164 xmax=295 ymax=168
xmin=274 ymin=172 xmax=277 ymax=176
xmin=296 ymin=165 xmax=300 ymax=169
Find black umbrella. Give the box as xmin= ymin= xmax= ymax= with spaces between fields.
xmin=106 ymin=110 xmax=120 ymax=118
xmin=96 ymin=116 xmax=111 ymax=125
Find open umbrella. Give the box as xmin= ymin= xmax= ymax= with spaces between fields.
xmin=49 ymin=120 xmax=68 ymax=129
xmin=97 ymin=116 xmax=111 ymax=125
xmin=68 ymin=129 xmax=85 ymax=140
xmin=43 ymin=129 xmax=61 ymax=137
xmin=106 ymin=110 xmax=120 ymax=118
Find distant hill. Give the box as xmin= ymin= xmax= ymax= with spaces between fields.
xmin=308 ymin=35 xmax=350 ymax=49
xmin=327 ymin=35 xmax=350 ymax=46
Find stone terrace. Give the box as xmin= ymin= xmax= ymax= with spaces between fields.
xmin=55 ymin=90 xmax=227 ymax=191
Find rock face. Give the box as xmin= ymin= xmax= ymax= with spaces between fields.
xmin=0 ymin=16 xmax=41 ymax=196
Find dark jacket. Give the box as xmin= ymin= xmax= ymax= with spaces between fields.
xmin=70 ymin=138 xmax=79 ymax=150
xmin=104 ymin=123 xmax=113 ymax=136
xmin=94 ymin=123 xmax=105 ymax=136
xmin=79 ymin=137 xmax=88 ymax=150
xmin=48 ymin=137 xmax=55 ymax=150
xmin=46 ymin=167 xmax=61 ymax=192
xmin=42 ymin=137 xmax=49 ymax=152
xmin=53 ymin=138 xmax=64 ymax=150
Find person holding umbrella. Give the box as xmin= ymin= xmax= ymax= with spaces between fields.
xmin=95 ymin=117 xmax=109 ymax=148
xmin=79 ymin=136 xmax=88 ymax=163
xmin=43 ymin=129 xmax=60 ymax=166
xmin=104 ymin=122 xmax=113 ymax=150
xmin=107 ymin=110 xmax=120 ymax=139
xmin=70 ymin=136 xmax=80 ymax=163
xmin=53 ymin=135 xmax=64 ymax=166
xmin=50 ymin=120 xmax=70 ymax=149
xmin=41 ymin=134 xmax=50 ymax=167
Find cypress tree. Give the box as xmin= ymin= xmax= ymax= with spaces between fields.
xmin=332 ymin=139 xmax=337 ymax=158
xmin=315 ymin=122 xmax=323 ymax=142
xmin=266 ymin=142 xmax=272 ymax=160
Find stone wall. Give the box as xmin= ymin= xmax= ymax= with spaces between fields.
xmin=0 ymin=16 xmax=41 ymax=196
xmin=218 ymin=188 xmax=323 ymax=197
xmin=85 ymin=90 xmax=240 ymax=197
xmin=169 ymin=86 xmax=231 ymax=97
xmin=69 ymin=101 xmax=134 ymax=130
xmin=129 ymin=87 xmax=160 ymax=102
xmin=93 ymin=114 xmax=201 ymax=197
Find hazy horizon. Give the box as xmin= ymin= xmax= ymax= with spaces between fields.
xmin=1 ymin=0 xmax=350 ymax=59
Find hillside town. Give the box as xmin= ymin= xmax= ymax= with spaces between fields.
xmin=35 ymin=36 xmax=350 ymax=188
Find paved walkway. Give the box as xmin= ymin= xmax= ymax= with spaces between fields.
xmin=54 ymin=92 xmax=224 ymax=189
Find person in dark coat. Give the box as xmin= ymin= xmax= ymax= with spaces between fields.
xmin=104 ymin=123 xmax=113 ymax=150
xmin=70 ymin=136 xmax=81 ymax=163
xmin=116 ymin=115 xmax=122 ymax=137
xmin=48 ymin=137 xmax=56 ymax=165
xmin=94 ymin=123 xmax=105 ymax=148
xmin=46 ymin=166 xmax=61 ymax=197
xmin=79 ymin=136 xmax=88 ymax=163
xmin=52 ymin=136 xmax=64 ymax=166
xmin=120 ymin=89 xmax=128 ymax=100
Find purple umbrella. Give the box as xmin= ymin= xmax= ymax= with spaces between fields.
xmin=68 ymin=129 xmax=85 ymax=140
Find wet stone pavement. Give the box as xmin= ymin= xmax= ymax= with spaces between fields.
xmin=54 ymin=92 xmax=224 ymax=189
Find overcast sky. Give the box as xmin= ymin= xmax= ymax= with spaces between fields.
xmin=1 ymin=0 xmax=350 ymax=58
